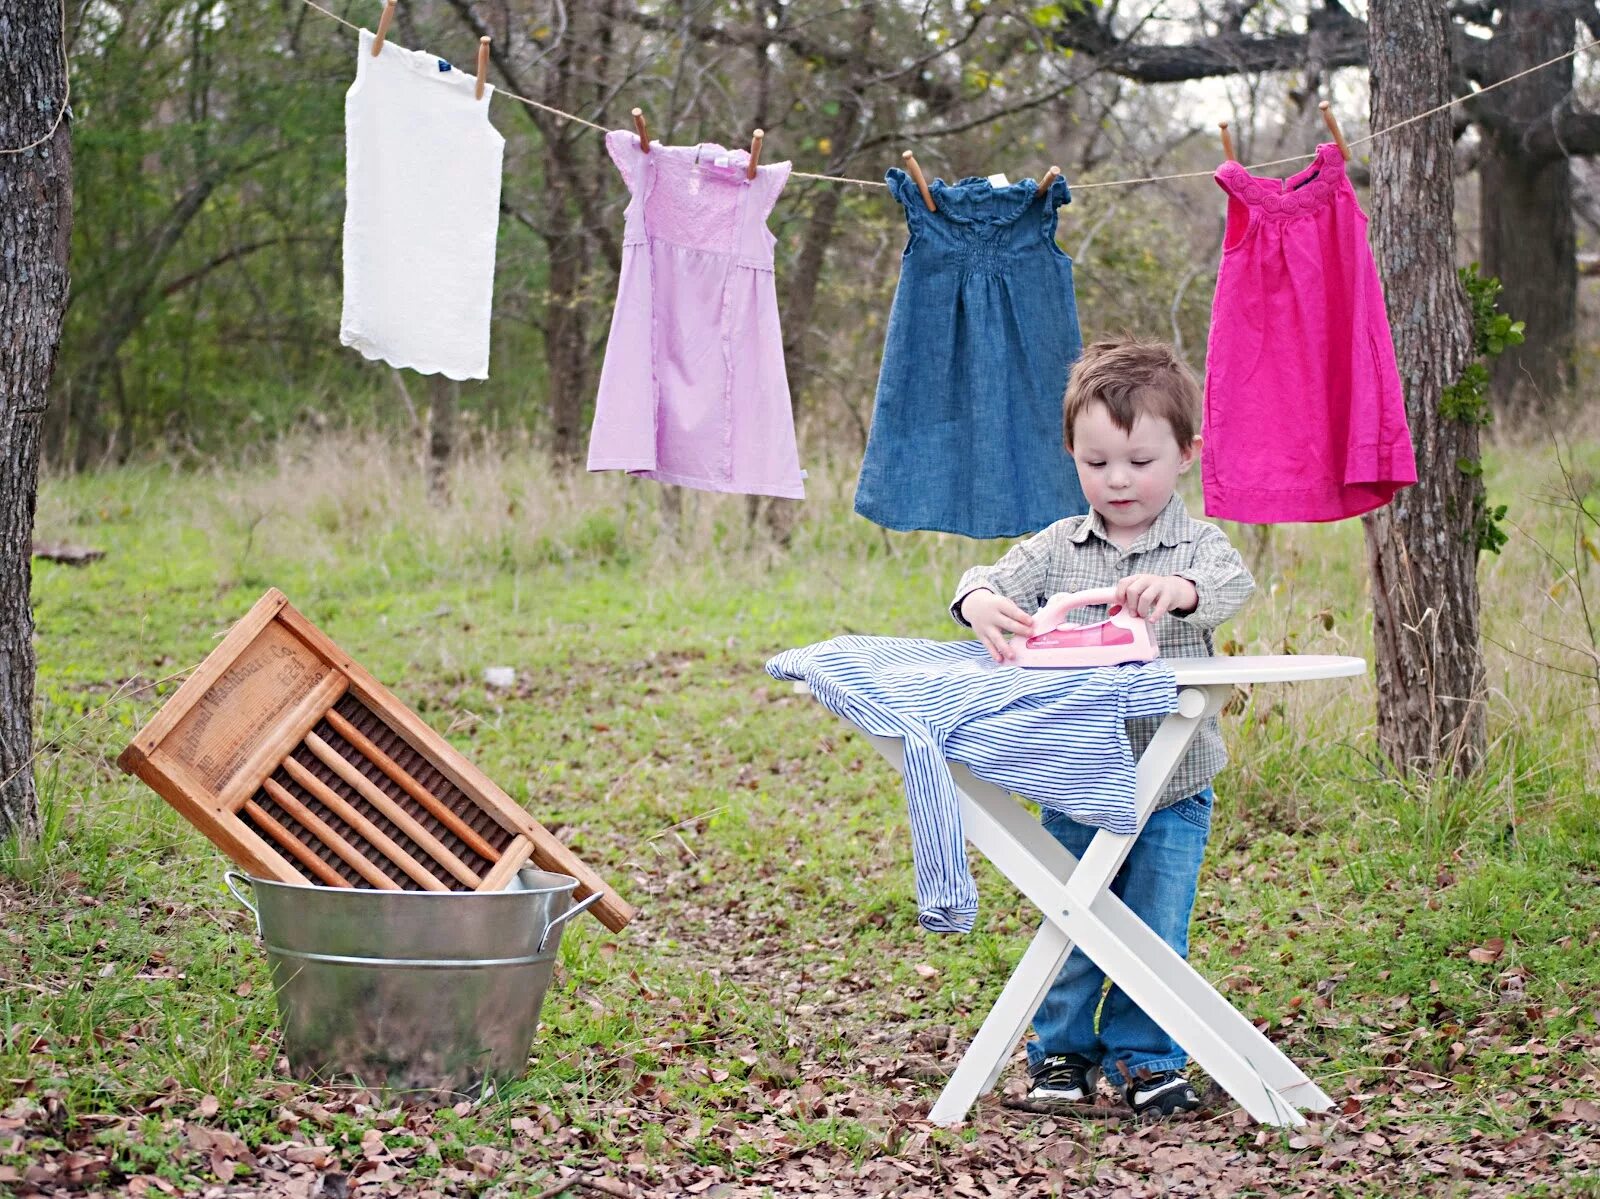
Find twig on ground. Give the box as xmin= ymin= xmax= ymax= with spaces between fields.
xmin=530 ymin=1173 xmax=583 ymax=1199
xmin=644 ymin=805 xmax=727 ymax=841
xmin=0 ymin=662 xmax=198 ymax=792
xmin=578 ymin=1176 xmax=635 ymax=1198
xmin=603 ymin=753 xmax=654 ymax=804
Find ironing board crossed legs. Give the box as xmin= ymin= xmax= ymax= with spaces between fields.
xmin=799 ymin=653 xmax=1366 ymax=1127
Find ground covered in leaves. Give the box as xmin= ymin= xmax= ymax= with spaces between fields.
xmin=7 ymin=451 xmax=1600 ymax=1196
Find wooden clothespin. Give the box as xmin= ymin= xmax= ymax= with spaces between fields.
xmin=372 ymin=0 xmax=396 ymax=56
xmin=1318 ymin=101 xmax=1351 ymax=161
xmin=1219 ymin=120 xmax=1236 ymax=163
xmin=632 ymin=107 xmax=650 ymax=153
xmin=747 ymin=129 xmax=764 ymax=180
xmin=901 ymin=150 xmax=936 ymax=212
xmin=475 ymin=36 xmax=490 ymax=100
xmin=1035 ymin=165 xmax=1061 ymax=198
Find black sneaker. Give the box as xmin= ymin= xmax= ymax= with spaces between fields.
xmin=1024 ymin=1053 xmax=1101 ymax=1109
xmin=1125 ymin=1069 xmax=1201 ymax=1117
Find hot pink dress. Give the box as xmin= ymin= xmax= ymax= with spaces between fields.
xmin=587 ymin=131 xmax=805 ymax=499
xmin=1202 ymin=142 xmax=1416 ymax=523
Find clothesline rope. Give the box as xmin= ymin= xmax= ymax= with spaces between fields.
xmin=3 ymin=0 xmax=1595 ymax=185
xmin=1075 ymin=33 xmax=1600 ymax=190
xmin=285 ymin=1 xmax=1599 ymax=194
xmin=302 ymin=0 xmax=617 ymax=131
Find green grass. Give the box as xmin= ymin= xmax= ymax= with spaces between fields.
xmin=5 ymin=433 xmax=1600 ymax=1195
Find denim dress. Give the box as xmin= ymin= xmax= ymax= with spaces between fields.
xmin=854 ymin=170 xmax=1087 ymax=539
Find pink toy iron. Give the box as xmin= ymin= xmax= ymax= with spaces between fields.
xmin=1012 ymin=586 xmax=1158 ymax=669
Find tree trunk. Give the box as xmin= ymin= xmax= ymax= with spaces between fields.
xmin=440 ymin=0 xmax=610 ymax=466
xmin=757 ymin=92 xmax=863 ymax=545
xmin=1478 ymin=0 xmax=1578 ymax=418
xmin=427 ymin=376 xmax=458 ymax=504
xmin=0 ymin=0 xmax=74 ymax=843
xmin=544 ymin=225 xmax=589 ymax=465
xmin=539 ymin=22 xmax=600 ymax=467
xmin=746 ymin=180 xmax=843 ymax=544
xmin=1361 ymin=0 xmax=1484 ymax=777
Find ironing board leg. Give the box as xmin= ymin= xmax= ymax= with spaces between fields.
xmin=1056 ymin=895 xmax=1306 ymax=1126
xmin=946 ymin=768 xmax=1325 ymax=1124
xmin=1064 ymin=685 xmax=1220 ymax=909
xmin=851 ymin=704 xmax=1325 ymax=1128
xmin=1082 ymin=887 xmax=1334 ymax=1111
xmin=927 ymin=922 xmax=1071 ymax=1126
xmin=950 ymin=765 xmax=1330 ymax=1111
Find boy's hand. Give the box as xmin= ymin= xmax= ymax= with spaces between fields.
xmin=961 ymin=589 xmax=1034 ymax=663
xmin=1114 ymin=574 xmax=1198 ymax=622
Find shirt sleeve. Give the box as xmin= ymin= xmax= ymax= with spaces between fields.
xmin=1171 ymin=525 xmax=1255 ymax=630
xmin=948 ymin=528 xmax=1059 ymax=627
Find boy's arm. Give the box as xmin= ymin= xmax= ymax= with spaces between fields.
xmin=1172 ymin=526 xmax=1255 ymax=630
xmin=949 ymin=529 xmax=1056 ymax=627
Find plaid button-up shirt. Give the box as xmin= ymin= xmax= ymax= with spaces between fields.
xmin=950 ymin=494 xmax=1255 ymax=809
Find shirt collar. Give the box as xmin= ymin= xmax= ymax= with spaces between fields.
xmin=1069 ymin=493 xmax=1193 ymax=552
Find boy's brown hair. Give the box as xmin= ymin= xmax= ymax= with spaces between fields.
xmin=1063 ymin=336 xmax=1201 ymax=451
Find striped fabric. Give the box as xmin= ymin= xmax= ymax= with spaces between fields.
xmin=767 ymin=636 xmax=1176 ymax=933
xmin=952 ymin=493 xmax=1254 ymax=809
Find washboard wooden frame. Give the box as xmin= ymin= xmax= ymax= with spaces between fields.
xmin=117 ymin=588 xmax=633 ymax=932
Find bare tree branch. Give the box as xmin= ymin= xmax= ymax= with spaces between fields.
xmin=1049 ymin=0 xmax=1367 ymax=82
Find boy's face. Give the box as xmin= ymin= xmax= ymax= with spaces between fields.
xmin=1069 ymin=402 xmax=1199 ymax=542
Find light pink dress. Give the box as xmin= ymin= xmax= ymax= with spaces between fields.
xmin=588 ymin=131 xmax=805 ymax=499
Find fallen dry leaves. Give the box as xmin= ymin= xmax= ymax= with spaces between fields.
xmin=6 ymin=854 xmax=1600 ymax=1196
xmin=1467 ymin=938 xmax=1507 ymax=965
xmin=12 ymin=968 xmax=1595 ymax=1191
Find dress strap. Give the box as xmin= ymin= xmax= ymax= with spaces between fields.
xmin=605 ymin=127 xmax=648 ymax=195
xmin=1213 ymin=160 xmax=1254 ymax=203
xmin=1214 ymin=143 xmax=1345 ymax=211
xmin=885 ymin=168 xmax=930 ymax=223
xmin=1037 ymin=171 xmax=1072 ymax=248
xmin=748 ymin=159 xmax=792 ymax=221
xmin=1040 ymin=172 xmax=1072 ymax=211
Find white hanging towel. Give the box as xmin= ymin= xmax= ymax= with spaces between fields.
xmin=340 ymin=28 xmax=504 ymax=380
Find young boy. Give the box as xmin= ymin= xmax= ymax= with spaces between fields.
xmin=950 ymin=336 xmax=1254 ymax=1118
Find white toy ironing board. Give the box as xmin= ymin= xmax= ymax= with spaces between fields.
xmin=797 ymin=652 xmax=1366 ymax=1127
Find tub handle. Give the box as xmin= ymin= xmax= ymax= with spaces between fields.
xmin=223 ymin=871 xmax=262 ymax=937
xmin=539 ymin=890 xmax=603 ymax=952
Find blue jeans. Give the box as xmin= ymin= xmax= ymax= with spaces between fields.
xmin=1025 ymin=787 xmax=1214 ymax=1087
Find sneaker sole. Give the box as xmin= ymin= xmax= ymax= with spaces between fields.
xmin=1128 ymin=1085 xmax=1201 ymax=1117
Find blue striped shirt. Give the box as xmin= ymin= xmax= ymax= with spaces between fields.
xmin=767 ymin=636 xmax=1176 ymax=933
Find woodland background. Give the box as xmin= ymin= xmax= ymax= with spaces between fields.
xmin=45 ymin=0 xmax=1600 ymax=470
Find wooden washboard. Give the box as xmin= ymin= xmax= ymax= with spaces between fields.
xmin=117 ymin=588 xmax=633 ymax=932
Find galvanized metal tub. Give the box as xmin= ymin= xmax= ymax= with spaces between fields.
xmin=225 ymin=869 xmax=598 ymax=1100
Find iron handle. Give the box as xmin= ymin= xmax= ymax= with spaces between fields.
xmin=1031 ymin=586 xmax=1123 ymax=636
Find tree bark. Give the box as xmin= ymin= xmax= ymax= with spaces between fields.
xmin=1 ymin=0 xmax=74 ymax=843
xmin=543 ymin=219 xmax=590 ymax=465
xmin=427 ymin=376 xmax=458 ymax=504
xmin=1051 ymin=0 xmax=1369 ymax=82
xmin=1361 ymin=0 xmax=1484 ymax=777
xmin=534 ymin=11 xmax=604 ymax=465
xmin=1478 ymin=0 xmax=1579 ymax=417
